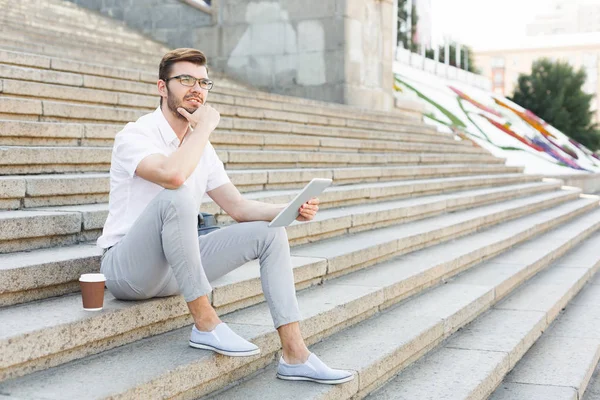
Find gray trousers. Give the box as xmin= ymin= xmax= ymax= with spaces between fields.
xmin=100 ymin=186 xmax=302 ymax=329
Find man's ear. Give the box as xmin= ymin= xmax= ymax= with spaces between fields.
xmin=157 ymin=80 xmax=168 ymax=101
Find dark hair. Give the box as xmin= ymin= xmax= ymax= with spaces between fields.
xmin=158 ymin=48 xmax=208 ymax=105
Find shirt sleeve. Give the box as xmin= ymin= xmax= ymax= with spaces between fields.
xmin=113 ymin=128 xmax=164 ymax=178
xmin=206 ymin=142 xmax=231 ymax=191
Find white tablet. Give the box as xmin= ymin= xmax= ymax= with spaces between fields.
xmin=268 ymin=178 xmax=332 ymax=228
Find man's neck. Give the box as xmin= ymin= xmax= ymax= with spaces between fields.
xmin=161 ymin=104 xmax=189 ymax=142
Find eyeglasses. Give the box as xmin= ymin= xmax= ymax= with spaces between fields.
xmin=165 ymin=75 xmax=214 ymax=90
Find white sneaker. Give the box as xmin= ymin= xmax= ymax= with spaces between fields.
xmin=276 ymin=353 xmax=355 ymax=384
xmin=189 ymin=323 xmax=260 ymax=357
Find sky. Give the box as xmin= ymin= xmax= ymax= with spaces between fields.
xmin=429 ymin=0 xmax=554 ymax=50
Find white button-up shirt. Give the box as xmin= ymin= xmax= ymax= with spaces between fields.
xmin=97 ymin=107 xmax=230 ymax=249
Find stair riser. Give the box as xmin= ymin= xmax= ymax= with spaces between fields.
xmin=0 ymin=48 xmax=426 ymax=128
xmin=339 ymin=228 xmax=600 ymax=399
xmin=0 ymin=8 xmax=164 ymax=40
xmin=12 ymin=200 xmax=598 ymax=397
xmin=1 ymin=174 xmax=539 ymax=211
xmin=0 ymin=133 xmax=485 ymax=155
xmin=0 ymin=184 xmax=567 ymax=257
xmin=0 ymin=182 xmax=556 ymax=306
xmin=0 ymin=195 xmax=590 ymax=383
xmin=323 ymin=193 xmax=581 ymax=278
xmin=371 ymin=250 xmax=600 ymax=400
xmin=0 ymin=40 xmax=158 ymax=68
xmin=0 ymin=91 xmax=443 ymax=139
xmin=0 ymin=21 xmax=167 ymax=56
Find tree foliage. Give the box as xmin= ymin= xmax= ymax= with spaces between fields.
xmin=425 ymin=44 xmax=478 ymax=73
xmin=510 ymin=58 xmax=600 ymax=150
xmin=397 ymin=0 xmax=418 ymax=52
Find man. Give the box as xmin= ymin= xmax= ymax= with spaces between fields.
xmin=97 ymin=48 xmax=353 ymax=385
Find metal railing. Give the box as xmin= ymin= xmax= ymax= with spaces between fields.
xmin=395 ymin=48 xmax=491 ymax=90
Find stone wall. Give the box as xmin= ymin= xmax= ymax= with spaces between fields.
xmin=65 ymin=0 xmax=212 ymax=48
xmin=343 ymin=0 xmax=395 ymax=110
xmin=66 ymin=0 xmax=397 ymax=111
xmin=205 ymin=1 xmax=346 ymax=103
xmin=208 ymin=0 xmax=395 ymax=109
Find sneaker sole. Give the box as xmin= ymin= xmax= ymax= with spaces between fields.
xmin=188 ymin=341 xmax=261 ymax=357
xmin=276 ymin=373 xmax=355 ymax=385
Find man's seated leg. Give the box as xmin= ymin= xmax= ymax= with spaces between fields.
xmin=199 ymin=220 xmax=354 ymax=383
xmin=101 ymin=186 xmax=258 ymax=357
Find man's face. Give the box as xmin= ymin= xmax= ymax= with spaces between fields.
xmin=162 ymin=61 xmax=209 ymax=120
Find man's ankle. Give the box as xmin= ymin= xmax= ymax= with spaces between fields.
xmin=281 ymin=348 xmax=310 ymax=365
xmin=194 ymin=317 xmax=222 ymax=332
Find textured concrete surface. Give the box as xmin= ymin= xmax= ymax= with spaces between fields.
xmin=212 ymin=221 xmax=597 ymax=399
xmin=3 ymin=6 xmax=600 ymax=398
xmin=2 ymin=201 xmax=598 ymax=397
xmin=583 ymin=361 xmax=600 ymax=400
xmin=362 ymin=226 xmax=600 ymax=400
xmin=446 ymin=309 xmax=546 ymax=366
xmin=490 ymin=382 xmax=577 ymax=400
xmin=4 ymin=193 xmax=597 ymax=380
xmin=505 ymin=335 xmax=600 ymax=391
xmin=370 ymin=347 xmax=509 ymax=400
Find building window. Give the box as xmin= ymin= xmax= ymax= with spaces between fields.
xmin=493 ymin=71 xmax=504 ymax=85
xmin=491 ymin=57 xmax=505 ymax=68
xmin=584 ymin=53 xmax=597 ymax=68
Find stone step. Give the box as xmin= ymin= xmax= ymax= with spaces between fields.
xmin=0 ymin=49 xmax=427 ymax=127
xmin=369 ymin=235 xmax=600 ymax=400
xmin=221 ymin=118 xmax=463 ymax=146
xmin=0 ymin=164 xmax=527 ymax=211
xmin=208 ymin=207 xmax=600 ymax=400
xmin=0 ymin=180 xmax=560 ymax=307
xmin=0 ymin=164 xmax=524 ymax=210
xmin=0 ymin=40 xmax=159 ymax=69
xmin=0 ymin=65 xmax=156 ymax=97
xmin=0 ymin=78 xmax=435 ymax=135
xmin=0 ymin=0 xmax=162 ymax=36
xmin=0 ymin=59 xmax=432 ymax=129
xmin=0 ymin=145 xmax=504 ymax=175
xmin=584 ymin=358 xmax=600 ymax=400
xmin=0 ymin=177 xmax=564 ymax=256
xmin=0 ymin=118 xmax=466 ymax=150
xmin=0 ymin=96 xmax=443 ymax=145
xmin=0 ymin=12 xmax=139 ymax=37
xmin=0 ymin=49 xmax=249 ymax=93
xmin=0 ymin=2 xmax=169 ymax=41
xmin=1 ymin=199 xmax=596 ymax=396
xmin=490 ymin=267 xmax=600 ymax=400
xmin=0 ymin=17 xmax=168 ymax=55
xmin=1 ymin=171 xmax=537 ymax=210
xmin=0 ymin=24 xmax=166 ymax=61
xmin=0 ymin=126 xmax=485 ymax=157
xmin=0 ymin=49 xmax=155 ymax=83
xmin=0 ymin=203 xmax=105 ymax=254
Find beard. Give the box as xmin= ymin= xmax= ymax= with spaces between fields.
xmin=166 ymin=89 xmax=201 ymax=120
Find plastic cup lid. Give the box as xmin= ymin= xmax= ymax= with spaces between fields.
xmin=79 ymin=273 xmax=106 ymax=282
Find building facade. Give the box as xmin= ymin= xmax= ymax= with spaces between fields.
xmin=527 ymin=0 xmax=600 ymax=36
xmin=474 ymin=33 xmax=600 ymax=122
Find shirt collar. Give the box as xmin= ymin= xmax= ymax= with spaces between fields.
xmin=154 ymin=107 xmax=180 ymax=147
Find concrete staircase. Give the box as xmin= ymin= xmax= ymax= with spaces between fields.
xmin=1 ymin=1 xmax=600 ymax=399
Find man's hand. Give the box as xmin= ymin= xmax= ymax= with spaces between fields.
xmin=296 ymin=197 xmax=319 ymax=222
xmin=177 ymin=105 xmax=220 ymax=132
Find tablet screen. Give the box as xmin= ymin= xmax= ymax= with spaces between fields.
xmin=268 ymin=178 xmax=332 ymax=228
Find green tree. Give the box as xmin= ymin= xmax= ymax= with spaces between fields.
xmin=510 ymin=58 xmax=600 ymax=150
xmin=425 ymin=44 xmax=479 ymax=73
xmin=397 ymin=0 xmax=418 ymax=52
